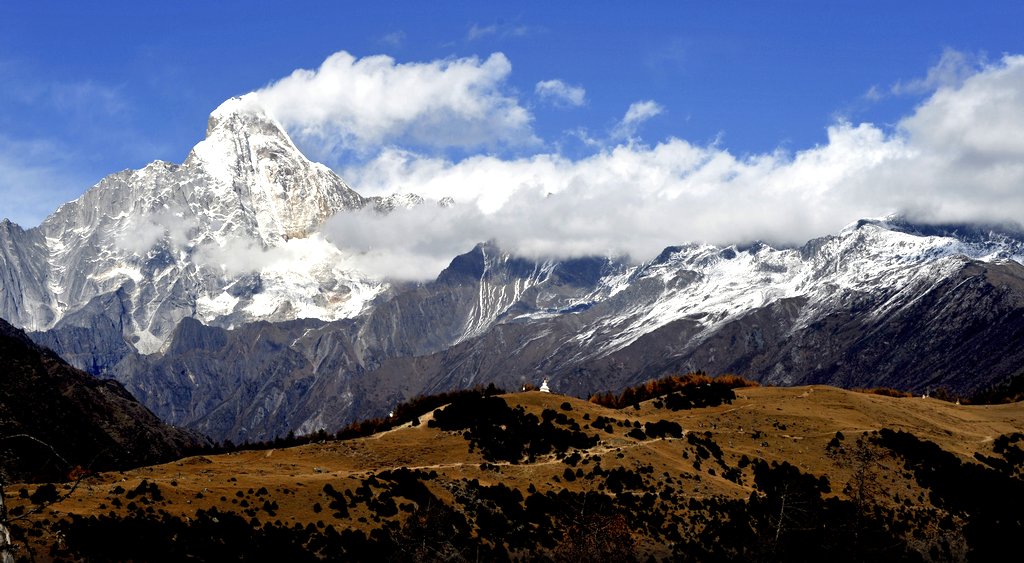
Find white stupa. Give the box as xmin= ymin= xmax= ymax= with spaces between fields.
xmin=539 ymin=379 xmax=551 ymax=393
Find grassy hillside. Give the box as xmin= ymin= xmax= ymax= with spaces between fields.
xmin=4 ymin=384 xmax=1023 ymax=561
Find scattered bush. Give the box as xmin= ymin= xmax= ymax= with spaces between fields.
xmin=429 ymin=395 xmax=597 ymax=462
xmin=589 ymin=372 xmax=756 ymax=409
xmin=968 ymin=372 xmax=1024 ymax=404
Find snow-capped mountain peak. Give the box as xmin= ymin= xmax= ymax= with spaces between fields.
xmin=0 ymin=96 xmax=384 ymax=352
xmin=205 ymin=94 xmax=272 ymax=137
xmin=188 ymin=94 xmax=365 ymax=243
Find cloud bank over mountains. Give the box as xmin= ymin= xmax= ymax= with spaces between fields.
xmin=243 ymin=50 xmax=1024 ymax=279
xmin=22 ymin=49 xmax=1020 ymax=283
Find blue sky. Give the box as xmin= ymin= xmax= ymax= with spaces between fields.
xmin=2 ymin=1 xmax=1024 ymax=242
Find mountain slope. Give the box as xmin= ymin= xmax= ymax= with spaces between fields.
xmin=421 ymin=256 xmax=1024 ymax=395
xmin=0 ymin=319 xmax=206 ymax=482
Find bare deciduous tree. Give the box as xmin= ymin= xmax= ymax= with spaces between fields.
xmin=1 ymin=434 xmax=89 ymax=563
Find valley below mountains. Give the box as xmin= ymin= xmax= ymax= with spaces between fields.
xmin=3 ymin=96 xmax=1024 ymax=442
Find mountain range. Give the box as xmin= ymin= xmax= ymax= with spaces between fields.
xmin=3 ymin=96 xmax=1024 ymax=441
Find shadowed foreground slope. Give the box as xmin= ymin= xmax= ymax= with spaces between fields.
xmin=0 ymin=319 xmax=207 ymax=483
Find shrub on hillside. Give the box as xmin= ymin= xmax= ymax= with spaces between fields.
xmin=429 ymin=395 xmax=597 ymax=462
xmin=589 ymin=372 xmax=757 ymax=410
xmin=968 ymin=372 xmax=1024 ymax=404
xmin=336 ymin=384 xmax=507 ymax=441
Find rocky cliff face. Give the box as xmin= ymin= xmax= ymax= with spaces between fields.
xmin=0 ymin=219 xmax=51 ymax=329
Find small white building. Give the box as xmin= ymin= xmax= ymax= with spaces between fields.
xmin=539 ymin=379 xmax=551 ymax=393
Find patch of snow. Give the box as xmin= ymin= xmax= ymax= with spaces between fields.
xmin=196 ymin=292 xmax=240 ymax=319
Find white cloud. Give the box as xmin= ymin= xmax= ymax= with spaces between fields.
xmin=891 ymin=48 xmax=982 ymax=96
xmin=324 ymin=55 xmax=1024 ymax=280
xmin=467 ymin=23 xmax=498 ymax=41
xmin=193 ymin=236 xmax=272 ymax=277
xmin=251 ymin=51 xmax=536 ymax=156
xmin=116 ymin=208 xmax=197 ymax=255
xmin=379 ymin=31 xmax=406 ymax=48
xmin=323 ymin=203 xmax=493 ymax=279
xmin=535 ymin=79 xmax=586 ymax=107
xmin=622 ymin=100 xmax=663 ymax=125
xmin=879 ymin=54 xmax=1024 ymax=223
xmin=336 ymin=124 xmax=899 ymax=277
xmin=612 ymin=100 xmax=664 ymax=139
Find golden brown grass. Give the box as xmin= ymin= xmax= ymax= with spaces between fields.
xmin=5 ymin=385 xmax=1022 ymax=560
xmin=852 ymin=387 xmax=914 ymax=398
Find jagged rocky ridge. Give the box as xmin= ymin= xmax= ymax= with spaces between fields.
xmin=4 ymin=98 xmax=1024 ymax=441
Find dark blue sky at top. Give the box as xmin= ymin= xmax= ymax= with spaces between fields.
xmin=1 ymin=0 xmax=1023 ymax=225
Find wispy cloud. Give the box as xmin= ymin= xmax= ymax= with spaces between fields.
xmin=611 ymin=100 xmax=663 ymax=139
xmin=0 ymin=135 xmax=90 ymax=227
xmin=890 ymin=48 xmax=983 ymax=95
xmin=379 ymin=31 xmax=406 ymax=48
xmin=466 ymin=21 xmax=535 ymax=42
xmin=115 ymin=207 xmax=198 ymax=255
xmin=863 ymin=85 xmax=883 ymax=101
xmin=0 ymin=61 xmax=127 ymax=118
xmin=467 ymin=23 xmax=498 ymax=41
xmin=535 ymin=79 xmax=586 ymax=107
xmin=49 ymin=80 xmax=127 ymax=116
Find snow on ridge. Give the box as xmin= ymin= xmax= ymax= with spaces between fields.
xmin=558 ymin=220 xmax=1024 ymax=361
